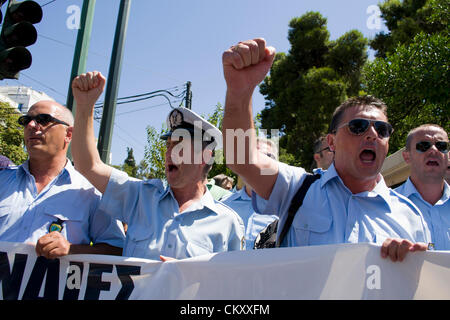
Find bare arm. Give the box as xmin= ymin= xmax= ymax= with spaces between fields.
xmin=222 ymin=38 xmax=278 ymax=199
xmin=71 ymin=71 xmax=112 ymax=193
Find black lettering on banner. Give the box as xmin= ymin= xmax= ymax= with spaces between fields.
xmin=84 ymin=263 xmax=113 ymax=300
xmin=63 ymin=261 xmax=84 ymax=300
xmin=115 ymin=265 xmax=141 ymax=300
xmin=22 ymin=257 xmax=60 ymax=300
xmin=0 ymin=252 xmax=27 ymax=300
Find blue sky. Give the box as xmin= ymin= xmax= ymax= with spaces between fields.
xmin=2 ymin=0 xmax=388 ymax=165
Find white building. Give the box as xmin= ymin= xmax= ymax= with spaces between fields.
xmin=0 ymin=86 xmax=55 ymax=114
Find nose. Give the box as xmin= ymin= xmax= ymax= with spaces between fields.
xmin=364 ymin=123 xmax=378 ymax=140
xmin=427 ymin=143 xmax=441 ymax=154
xmin=26 ymin=118 xmax=40 ymax=129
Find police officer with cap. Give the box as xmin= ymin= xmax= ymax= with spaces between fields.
xmin=71 ymin=71 xmax=245 ymax=260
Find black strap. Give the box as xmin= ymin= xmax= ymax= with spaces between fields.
xmin=276 ymin=173 xmax=320 ymax=247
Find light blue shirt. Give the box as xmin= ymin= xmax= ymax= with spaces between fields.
xmin=0 ymin=160 xmax=125 ymax=247
xmin=253 ymin=163 xmax=430 ymax=247
xmin=395 ymin=178 xmax=450 ymax=250
xmin=222 ymin=187 xmax=278 ymax=250
xmin=99 ymin=168 xmax=245 ymax=260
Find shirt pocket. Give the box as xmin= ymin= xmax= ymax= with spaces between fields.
xmin=43 ymin=206 xmax=84 ymax=242
xmin=126 ymin=228 xmax=154 ymax=258
xmin=293 ymin=212 xmax=332 ymax=246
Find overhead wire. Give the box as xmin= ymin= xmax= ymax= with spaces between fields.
xmin=40 ymin=0 xmax=57 ymax=7
xmin=6 ymin=28 xmax=187 ymax=162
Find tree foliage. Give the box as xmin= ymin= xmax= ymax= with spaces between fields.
xmin=142 ymin=124 xmax=168 ymax=180
xmin=370 ymin=0 xmax=448 ymax=58
xmin=259 ymin=11 xmax=368 ymax=169
xmin=121 ymin=147 xmax=138 ymax=177
xmin=364 ymin=0 xmax=449 ymax=154
xmin=0 ymin=102 xmax=27 ymax=164
xmin=201 ymin=103 xmax=238 ymax=182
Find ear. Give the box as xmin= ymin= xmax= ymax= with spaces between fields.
xmin=402 ymin=150 xmax=411 ymax=164
xmin=313 ymin=153 xmax=321 ymax=163
xmin=202 ymin=148 xmax=213 ymax=165
xmin=65 ymin=126 xmax=73 ymax=144
xmin=326 ymin=133 xmax=335 ymax=152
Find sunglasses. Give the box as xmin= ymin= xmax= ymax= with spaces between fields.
xmin=316 ymin=146 xmax=331 ymax=154
xmin=415 ymin=141 xmax=449 ymax=154
xmin=18 ymin=114 xmax=70 ymax=127
xmin=334 ymin=118 xmax=393 ymax=138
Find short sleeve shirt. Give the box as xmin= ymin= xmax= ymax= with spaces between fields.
xmin=99 ymin=168 xmax=245 ymax=260
xmin=222 ymin=188 xmax=278 ymax=250
xmin=253 ymin=162 xmax=430 ymax=247
xmin=0 ymin=160 xmax=125 ymax=247
xmin=396 ymin=178 xmax=450 ymax=250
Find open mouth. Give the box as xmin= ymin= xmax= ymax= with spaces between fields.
xmin=167 ymin=164 xmax=179 ymax=172
xmin=426 ymin=160 xmax=439 ymax=167
xmin=27 ymin=136 xmax=43 ymax=143
xmin=360 ymin=149 xmax=376 ymax=163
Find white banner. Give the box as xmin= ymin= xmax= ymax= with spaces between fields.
xmin=0 ymin=241 xmax=449 ymax=300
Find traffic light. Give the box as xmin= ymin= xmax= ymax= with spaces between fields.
xmin=0 ymin=0 xmax=42 ymax=80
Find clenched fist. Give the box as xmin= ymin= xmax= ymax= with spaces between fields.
xmin=71 ymin=71 xmax=106 ymax=111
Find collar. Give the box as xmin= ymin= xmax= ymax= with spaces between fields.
xmin=319 ymin=163 xmax=339 ymax=188
xmin=160 ymin=184 xmax=219 ymax=214
xmin=441 ymin=181 xmax=450 ymax=204
xmin=399 ymin=178 xmax=450 ymax=205
xmin=398 ymin=178 xmax=420 ymax=198
xmin=225 ymin=187 xmax=251 ymax=202
xmin=18 ymin=159 xmax=72 ymax=183
xmin=321 ymin=163 xmax=392 ymax=206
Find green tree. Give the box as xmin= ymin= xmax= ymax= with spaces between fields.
xmin=201 ymin=103 xmax=237 ymax=182
xmin=370 ymin=0 xmax=448 ymax=58
xmin=364 ymin=0 xmax=449 ymax=153
xmin=0 ymin=102 xmax=27 ymax=164
xmin=121 ymin=147 xmax=138 ymax=178
xmin=259 ymin=12 xmax=368 ymax=169
xmin=142 ymin=124 xmax=168 ymax=180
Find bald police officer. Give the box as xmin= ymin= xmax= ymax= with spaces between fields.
xmin=71 ymin=71 xmax=244 ymax=260
xmin=0 ymin=100 xmax=125 ymax=259
xmin=396 ymin=124 xmax=450 ymax=250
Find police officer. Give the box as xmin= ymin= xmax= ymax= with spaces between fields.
xmin=312 ymin=135 xmax=334 ymax=173
xmin=71 ymin=71 xmax=244 ymax=260
xmin=396 ymin=124 xmax=450 ymax=250
xmin=0 ymin=100 xmax=125 ymax=259
xmin=221 ymin=38 xmax=430 ymax=262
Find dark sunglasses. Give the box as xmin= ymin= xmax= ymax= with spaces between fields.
xmin=334 ymin=118 xmax=393 ymax=138
xmin=18 ymin=114 xmax=70 ymax=127
xmin=416 ymin=141 xmax=449 ymax=154
xmin=264 ymin=152 xmax=277 ymax=160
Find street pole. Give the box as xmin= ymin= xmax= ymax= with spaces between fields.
xmin=66 ymin=0 xmax=96 ymax=112
xmin=97 ymin=0 xmax=132 ymax=164
xmin=185 ymin=81 xmax=192 ymax=109
xmin=66 ymin=0 xmax=96 ymax=161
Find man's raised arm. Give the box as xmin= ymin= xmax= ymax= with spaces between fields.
xmin=222 ymin=38 xmax=278 ymax=200
xmin=71 ymin=71 xmax=112 ymax=193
